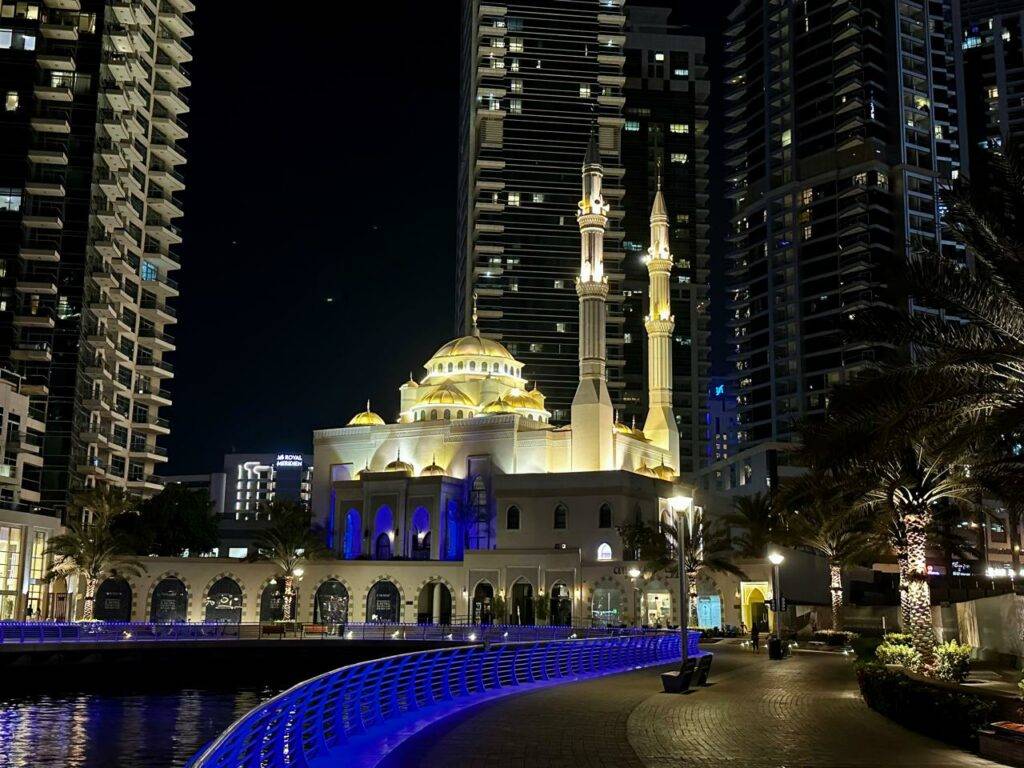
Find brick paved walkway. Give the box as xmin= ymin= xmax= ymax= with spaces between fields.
xmin=380 ymin=642 xmax=1006 ymax=768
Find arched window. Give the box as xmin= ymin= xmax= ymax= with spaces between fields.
xmin=343 ymin=509 xmax=361 ymax=559
xmin=599 ymin=503 xmax=612 ymax=529
xmin=597 ymin=542 xmax=613 ymax=561
xmin=366 ymin=580 xmax=400 ymax=623
xmin=482 ymin=362 xmax=488 ymax=372
xmin=431 ymin=409 xmax=438 ymax=420
xmin=469 ymin=476 xmax=493 ymax=550
xmin=456 ymin=410 xmax=463 ymax=419
xmin=150 ymin=577 xmax=188 ymax=623
xmin=458 ymin=361 xmax=464 ymax=371
xmin=205 ymin=577 xmax=242 ymax=623
xmin=375 ymin=532 xmax=392 ymax=560
xmin=469 ymin=361 xmax=476 ymax=371
xmin=447 ymin=363 xmax=453 ymax=372
xmin=553 ymin=503 xmax=567 ymax=529
xmin=436 ymin=363 xmax=441 ymax=372
xmin=506 ymin=505 xmax=521 ymax=530
xmin=314 ymin=579 xmax=349 ymax=624
xmin=444 ymin=408 xmax=451 ymax=419
xmin=411 ymin=507 xmax=430 ymax=560
xmin=94 ymin=578 xmax=132 ymax=622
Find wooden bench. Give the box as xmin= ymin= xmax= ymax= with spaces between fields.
xmin=303 ymin=624 xmax=329 ymax=638
xmin=661 ymin=657 xmax=697 ymax=693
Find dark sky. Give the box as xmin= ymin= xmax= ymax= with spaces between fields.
xmin=164 ymin=4 xmax=460 ymax=473
xmin=164 ymin=2 xmax=732 ymax=475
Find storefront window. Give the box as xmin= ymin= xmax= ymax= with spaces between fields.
xmin=0 ymin=525 xmax=23 ymax=619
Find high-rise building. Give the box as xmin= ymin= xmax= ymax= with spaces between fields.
xmin=621 ymin=5 xmax=709 ymax=474
xmin=457 ymin=0 xmax=627 ymax=423
xmin=961 ymin=1 xmax=1024 ymax=179
xmin=0 ymin=0 xmax=193 ymax=514
xmin=724 ymin=0 xmax=966 ymax=449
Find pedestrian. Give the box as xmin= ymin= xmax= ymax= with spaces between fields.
xmin=751 ymin=623 xmax=761 ymax=654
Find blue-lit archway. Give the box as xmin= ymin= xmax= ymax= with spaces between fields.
xmin=343 ymin=509 xmax=361 ymax=559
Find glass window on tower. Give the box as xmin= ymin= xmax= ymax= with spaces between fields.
xmin=141 ymin=261 xmax=158 ymax=281
xmin=0 ymin=188 xmax=21 ymax=211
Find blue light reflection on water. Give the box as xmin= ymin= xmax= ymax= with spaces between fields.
xmin=0 ymin=687 xmax=278 ymax=768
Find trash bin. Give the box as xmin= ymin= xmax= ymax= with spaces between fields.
xmin=768 ymin=636 xmax=784 ymax=659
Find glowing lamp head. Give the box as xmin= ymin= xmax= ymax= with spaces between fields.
xmin=628 ymin=567 xmax=642 ymax=579
xmin=768 ymin=552 xmax=785 ymax=566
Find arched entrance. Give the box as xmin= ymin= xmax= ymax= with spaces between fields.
xmin=744 ymin=586 xmax=769 ymax=632
xmin=150 ymin=577 xmax=188 ymax=623
xmin=411 ymin=507 xmax=430 ymax=560
xmin=472 ymin=581 xmax=494 ymax=624
xmin=94 ymin=577 xmax=132 ymax=622
xmin=343 ymin=509 xmax=361 ymax=559
xmin=643 ymin=579 xmax=672 ymax=627
xmin=204 ymin=577 xmax=242 ymax=623
xmin=549 ymin=582 xmax=572 ymax=626
xmin=417 ymin=581 xmax=452 ymax=625
xmin=366 ymin=580 xmax=400 ymax=623
xmin=374 ymin=533 xmax=392 ymax=560
xmin=510 ymin=580 xmax=534 ymax=625
xmin=591 ymin=586 xmax=623 ymax=626
xmin=314 ymin=579 xmax=349 ymax=625
xmin=260 ymin=580 xmax=290 ymax=622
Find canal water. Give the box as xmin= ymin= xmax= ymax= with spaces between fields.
xmin=0 ymin=686 xmax=282 ymax=768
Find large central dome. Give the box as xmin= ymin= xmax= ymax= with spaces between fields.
xmin=430 ymin=334 xmax=515 ymax=361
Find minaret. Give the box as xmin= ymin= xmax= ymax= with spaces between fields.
xmin=571 ymin=128 xmax=614 ymax=471
xmin=643 ymin=174 xmax=680 ymax=471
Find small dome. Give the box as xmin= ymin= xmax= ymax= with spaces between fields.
xmin=401 ymin=373 xmax=420 ymax=389
xmin=348 ymin=400 xmax=385 ymax=426
xmin=482 ymin=396 xmax=517 ymax=414
xmin=502 ymin=388 xmax=542 ymax=410
xmin=421 ymin=458 xmax=445 ymax=477
xmin=653 ymin=462 xmax=676 ymax=481
xmin=420 ymin=381 xmax=474 ymax=407
xmin=634 ymin=461 xmax=658 ymax=478
xmin=431 ymin=333 xmax=516 ymax=362
xmin=384 ymin=451 xmax=413 ymax=474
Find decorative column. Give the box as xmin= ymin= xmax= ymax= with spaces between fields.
xmin=643 ymin=178 xmax=680 ymax=470
xmin=571 ymin=128 xmax=614 ymax=471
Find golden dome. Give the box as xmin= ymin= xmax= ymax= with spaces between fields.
xmin=431 ymin=333 xmax=516 ymax=362
xmin=653 ymin=462 xmax=677 ymax=481
xmin=420 ymin=381 xmax=474 ymax=407
xmin=482 ymin=396 xmax=517 ymax=414
xmin=384 ymin=451 xmax=413 ymax=474
xmin=401 ymin=373 xmax=420 ymax=389
xmin=347 ymin=400 xmax=385 ymax=426
xmin=502 ymin=388 xmax=543 ymax=410
xmin=634 ymin=461 xmax=658 ymax=478
xmin=421 ymin=457 xmax=445 ymax=477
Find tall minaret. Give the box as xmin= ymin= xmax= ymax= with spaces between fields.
xmin=571 ymin=128 xmax=614 ymax=471
xmin=643 ymin=175 xmax=680 ymax=471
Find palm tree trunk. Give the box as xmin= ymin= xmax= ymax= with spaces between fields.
xmin=83 ymin=577 xmax=97 ymax=621
xmin=895 ymin=547 xmax=909 ymax=631
xmin=687 ymin=570 xmax=699 ymax=626
xmin=283 ymin=574 xmax=295 ymax=621
xmin=903 ymin=508 xmax=935 ymax=665
xmin=829 ymin=562 xmax=843 ymax=630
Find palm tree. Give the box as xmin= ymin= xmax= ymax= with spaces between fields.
xmin=43 ymin=486 xmax=144 ymax=620
xmin=665 ymin=511 xmax=747 ymax=626
xmin=249 ymin=501 xmax=329 ymax=620
xmin=723 ymin=492 xmax=776 ymax=558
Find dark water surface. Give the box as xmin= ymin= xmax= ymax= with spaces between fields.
xmin=0 ymin=686 xmax=281 ymax=768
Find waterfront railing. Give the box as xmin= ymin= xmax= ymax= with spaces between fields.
xmin=0 ymin=620 xmax=676 ymax=645
xmin=187 ymin=630 xmax=699 ymax=768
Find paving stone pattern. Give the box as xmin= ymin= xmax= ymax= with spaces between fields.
xmin=379 ymin=642 xmax=1006 ymax=768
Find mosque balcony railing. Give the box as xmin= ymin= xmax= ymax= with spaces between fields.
xmin=187 ymin=629 xmax=701 ymax=768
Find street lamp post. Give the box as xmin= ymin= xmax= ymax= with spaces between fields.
xmin=669 ymin=496 xmax=693 ymax=664
xmin=628 ymin=567 xmax=642 ymax=628
xmin=768 ymin=552 xmax=784 ymax=650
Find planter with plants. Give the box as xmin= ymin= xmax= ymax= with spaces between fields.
xmin=811 ymin=629 xmax=859 ymax=647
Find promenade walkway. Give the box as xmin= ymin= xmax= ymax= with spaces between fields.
xmin=381 ymin=641 xmax=1006 ymax=768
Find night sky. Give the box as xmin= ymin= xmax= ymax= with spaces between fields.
xmin=164 ymin=2 xmax=731 ymax=475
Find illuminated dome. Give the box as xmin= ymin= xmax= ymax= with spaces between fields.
xmin=634 ymin=461 xmax=657 ymax=478
xmin=614 ymin=421 xmax=647 ymax=441
xmin=482 ymin=396 xmax=516 ymax=414
xmin=384 ymin=451 xmax=413 ymax=474
xmin=502 ymin=388 xmax=541 ymax=410
xmin=420 ymin=457 xmax=445 ymax=477
xmin=420 ymin=381 xmax=474 ymax=406
xmin=348 ymin=400 xmax=385 ymax=426
xmin=653 ymin=462 xmax=676 ymax=481
xmin=431 ymin=334 xmax=515 ymax=361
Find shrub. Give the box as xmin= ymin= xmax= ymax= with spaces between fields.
xmin=812 ymin=629 xmax=858 ymax=646
xmin=935 ymin=640 xmax=972 ymax=683
xmin=857 ymin=664 xmax=996 ymax=749
xmin=882 ymin=632 xmax=913 ymax=647
xmin=875 ymin=640 xmax=923 ymax=671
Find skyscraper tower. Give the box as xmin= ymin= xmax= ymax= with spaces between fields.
xmin=457 ymin=0 xmax=627 ymax=424
xmin=724 ymin=0 xmax=965 ymax=449
xmin=643 ymin=177 xmax=679 ymax=471
xmin=571 ymin=131 xmax=613 ymax=472
xmin=0 ymin=0 xmax=193 ymax=513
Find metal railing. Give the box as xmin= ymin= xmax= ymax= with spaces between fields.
xmin=0 ymin=621 xmax=239 ymax=644
xmin=187 ymin=631 xmax=697 ymax=768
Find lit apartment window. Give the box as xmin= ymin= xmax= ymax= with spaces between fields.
xmin=852 ymin=172 xmax=868 ymax=187
xmin=673 ymin=68 xmax=689 ymax=77
xmin=0 ymin=188 xmax=21 ymax=212
xmin=553 ymin=279 xmax=564 ymax=289
xmin=579 ymin=84 xmax=590 ymax=98
xmin=654 ymin=52 xmax=665 ymax=61
xmin=529 ymin=343 xmax=543 ymax=353
xmin=675 ymin=213 xmax=690 ymax=224
xmin=509 ymin=98 xmax=522 ymax=114
xmin=670 ymin=153 xmax=688 ymax=164
xmin=801 ymin=188 xmax=812 ymax=206
xmin=781 ymin=129 xmax=792 ymax=147
xmin=555 ymin=322 xmax=567 ymax=333
xmin=624 ymin=120 xmax=640 ymax=132
xmin=507 ymin=191 xmax=520 ymax=206
xmin=509 ymin=37 xmax=523 ymax=53
xmin=511 ymin=79 xmax=522 ymax=93
xmin=4 ymin=91 xmax=16 ymax=111
xmin=988 ymin=86 xmax=999 ymax=99
xmin=510 ymin=58 xmax=519 ymax=72
xmin=531 ymin=192 xmax=544 ymax=203
xmin=0 ymin=29 xmax=36 ymax=50
xmin=624 ymin=332 xmax=632 ymax=344
xmin=669 ymin=123 xmax=689 ymax=134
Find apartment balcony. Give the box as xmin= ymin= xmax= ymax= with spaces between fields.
xmin=147 ymin=193 xmax=184 ymax=220
xmin=78 ymin=459 xmax=107 ymax=478
xmin=89 ymin=266 xmax=118 ymax=290
xmin=8 ymin=431 xmax=42 ymax=455
xmin=40 ymin=21 xmax=79 ymax=41
xmin=96 ymin=141 xmax=127 ymax=172
xmin=127 ymin=474 xmax=163 ymax=493
xmin=136 ymin=358 xmax=174 ymax=378
xmin=24 ymin=181 xmax=65 ymax=198
xmin=158 ymin=2 xmax=194 ymax=35
xmin=86 ymin=301 xmax=117 ymax=321
xmin=141 ymin=272 xmax=179 ymax=297
xmin=156 ymin=34 xmax=192 ymax=64
xmin=21 ymin=215 xmax=63 ymax=231
xmin=0 ymin=465 xmax=18 ymax=486
xmin=138 ymin=327 xmax=175 ymax=351
xmin=155 ymin=61 xmax=191 ymax=90
xmin=102 ymin=53 xmax=134 ymax=83
xmin=11 ymin=342 xmax=52 ymax=363
xmin=81 ymin=423 xmax=109 ymax=445
xmin=16 ymin=280 xmax=58 ymax=295
xmin=36 ymin=53 xmax=76 ymax=71
xmin=21 ymin=382 xmax=49 ymax=397
xmin=150 ymin=135 xmax=187 ymax=165
xmin=100 ymin=112 xmax=130 ymax=143
xmin=129 ymin=444 xmax=168 ymax=463
xmin=108 ymin=0 xmax=135 ymax=24
xmin=13 ymin=314 xmax=55 ymax=329
xmin=34 ymin=85 xmax=73 ymax=103
xmin=133 ymin=386 xmax=172 ymax=407
xmin=162 ymin=0 xmax=195 ymax=12
xmin=101 ymin=82 xmax=130 ymax=112
xmin=148 ymin=167 xmax=185 ymax=192
xmin=132 ymin=415 xmax=170 ymax=435
xmin=144 ymin=221 xmax=183 ymax=246
xmin=105 ymin=24 xmax=132 ymax=54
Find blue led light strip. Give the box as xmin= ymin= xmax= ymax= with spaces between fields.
xmin=187 ymin=631 xmax=704 ymax=768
